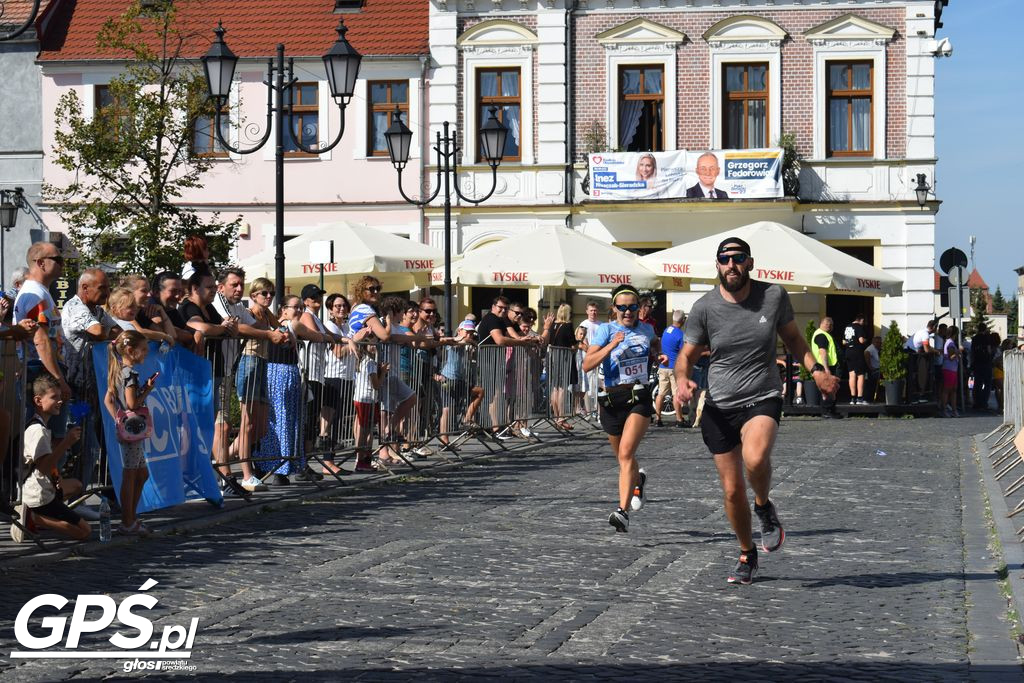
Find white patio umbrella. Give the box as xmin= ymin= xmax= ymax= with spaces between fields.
xmin=238 ymin=221 xmax=442 ymax=293
xmin=430 ymin=225 xmax=662 ymax=289
xmin=639 ymin=221 xmax=903 ymax=296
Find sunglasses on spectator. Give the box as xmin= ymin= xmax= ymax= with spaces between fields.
xmin=420 ymin=308 xmax=436 ymax=314
xmin=614 ymin=303 xmax=640 ymax=312
xmin=365 ymin=286 xmax=382 ymax=293
xmin=717 ymin=252 xmax=749 ymax=266
xmin=510 ymin=310 xmax=523 ymax=316
xmin=332 ymin=303 xmax=346 ymax=309
xmin=40 ymin=255 xmax=65 ymax=265
xmin=254 ymin=290 xmax=275 ymax=298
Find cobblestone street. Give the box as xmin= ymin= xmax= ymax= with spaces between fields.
xmin=2 ymin=414 xmax=1021 ymax=681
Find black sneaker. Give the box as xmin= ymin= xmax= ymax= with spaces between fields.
xmin=727 ymin=548 xmax=758 ymax=585
xmin=754 ymin=500 xmax=785 ymax=552
xmin=294 ymin=467 xmax=324 ymax=482
xmin=630 ymin=468 xmax=647 ymax=512
xmin=608 ymin=507 xmax=629 ymax=533
xmin=222 ymin=476 xmax=248 ymax=498
xmin=268 ymin=474 xmax=291 ymax=487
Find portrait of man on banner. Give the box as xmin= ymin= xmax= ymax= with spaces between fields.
xmin=685 ymin=151 xmax=729 ymax=200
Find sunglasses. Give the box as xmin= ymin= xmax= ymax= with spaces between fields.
xmin=40 ymin=255 xmax=65 ymax=265
xmin=254 ymin=290 xmax=275 ymax=298
xmin=365 ymin=286 xmax=382 ymax=293
xmin=420 ymin=308 xmax=436 ymax=314
xmin=614 ymin=303 xmax=640 ymax=312
xmin=717 ymin=252 xmax=749 ymax=266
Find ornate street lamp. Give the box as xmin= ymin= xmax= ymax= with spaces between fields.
xmin=0 ymin=186 xmax=24 ymax=290
xmin=385 ymin=106 xmax=508 ymax=333
xmin=201 ymin=20 xmax=361 ymax=301
xmin=0 ymin=0 xmax=43 ymax=42
xmin=914 ymin=173 xmax=931 ymax=209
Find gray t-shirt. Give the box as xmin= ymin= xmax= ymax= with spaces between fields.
xmin=684 ymin=280 xmax=794 ymax=410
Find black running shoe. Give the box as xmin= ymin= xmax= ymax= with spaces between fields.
xmin=727 ymin=548 xmax=758 ymax=585
xmin=754 ymin=500 xmax=785 ymax=552
xmin=608 ymin=507 xmax=629 ymax=532
xmin=222 ymin=476 xmax=248 ymax=498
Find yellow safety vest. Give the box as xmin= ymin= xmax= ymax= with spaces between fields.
xmin=814 ymin=327 xmax=838 ymax=367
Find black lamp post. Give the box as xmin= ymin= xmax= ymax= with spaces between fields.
xmin=384 ymin=106 xmax=509 ymax=333
xmin=0 ymin=0 xmax=42 ymax=41
xmin=0 ymin=186 xmax=23 ymax=289
xmin=201 ymin=20 xmax=361 ymax=302
xmin=914 ymin=173 xmax=931 ymax=209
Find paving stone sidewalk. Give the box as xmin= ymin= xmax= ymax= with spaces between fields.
xmin=1 ymin=414 xmax=1019 ymax=681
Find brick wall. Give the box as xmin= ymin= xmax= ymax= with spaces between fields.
xmin=570 ymin=7 xmax=906 ymax=160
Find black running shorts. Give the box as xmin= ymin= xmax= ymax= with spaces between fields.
xmin=700 ymin=396 xmax=783 ymax=454
xmin=599 ymin=393 xmax=654 ymax=437
xmin=845 ymin=349 xmax=867 ymax=375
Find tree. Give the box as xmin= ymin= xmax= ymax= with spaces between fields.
xmin=879 ymin=320 xmax=906 ymax=382
xmin=964 ymin=288 xmax=990 ymax=337
xmin=992 ymin=285 xmax=1007 ymax=313
xmin=44 ymin=1 xmax=238 ymax=276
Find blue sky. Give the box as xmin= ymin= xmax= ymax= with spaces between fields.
xmin=935 ymin=0 xmax=1023 ymax=298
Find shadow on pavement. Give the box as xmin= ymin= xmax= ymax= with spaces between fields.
xmin=207 ymin=661 xmax=1014 ymax=681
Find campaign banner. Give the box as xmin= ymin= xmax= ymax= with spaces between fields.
xmin=588 ymin=148 xmax=783 ymax=201
xmin=91 ymin=342 xmax=222 ymax=513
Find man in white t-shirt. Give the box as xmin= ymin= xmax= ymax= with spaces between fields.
xmin=904 ymin=320 xmax=936 ymax=402
xmin=577 ymin=300 xmax=603 ymax=414
xmin=14 ymin=242 xmax=70 ymax=435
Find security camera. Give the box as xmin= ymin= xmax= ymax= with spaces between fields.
xmin=934 ymin=37 xmax=953 ymax=58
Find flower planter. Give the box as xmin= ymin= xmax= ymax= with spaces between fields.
xmin=883 ymin=379 xmax=905 ymax=406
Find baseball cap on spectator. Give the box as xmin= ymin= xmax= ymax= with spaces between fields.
xmin=458 ymin=319 xmax=476 ymax=331
xmin=301 ymin=284 xmax=326 ymax=301
xmin=716 ymin=236 xmax=751 ymax=256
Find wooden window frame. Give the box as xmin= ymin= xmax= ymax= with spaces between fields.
xmin=367 ymin=80 xmax=409 ymax=157
xmin=825 ymin=60 xmax=874 ymax=158
xmin=618 ymin=64 xmax=665 ymax=152
xmin=476 ymin=67 xmax=521 ymax=163
xmin=191 ymin=106 xmax=230 ymax=159
xmin=94 ymin=84 xmax=130 ymax=144
xmin=722 ymin=62 xmax=768 ymax=150
xmin=284 ymin=81 xmax=319 ymax=158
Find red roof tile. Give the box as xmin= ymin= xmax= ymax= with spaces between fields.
xmin=39 ymin=0 xmax=427 ymax=61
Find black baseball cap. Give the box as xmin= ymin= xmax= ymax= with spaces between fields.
xmin=300 ymin=284 xmax=326 ymax=301
xmin=716 ymin=236 xmax=751 ymax=256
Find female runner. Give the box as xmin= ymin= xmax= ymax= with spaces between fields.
xmin=583 ymin=285 xmax=666 ymax=532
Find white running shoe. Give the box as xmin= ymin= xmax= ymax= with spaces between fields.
xmin=630 ymin=468 xmax=647 ymax=512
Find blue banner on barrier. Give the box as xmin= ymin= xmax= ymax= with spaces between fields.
xmin=91 ymin=342 xmax=223 ymax=513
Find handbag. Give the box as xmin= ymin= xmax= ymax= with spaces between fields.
xmin=115 ymin=406 xmax=152 ymax=443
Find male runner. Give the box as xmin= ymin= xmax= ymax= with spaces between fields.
xmin=674 ymin=237 xmax=838 ymax=584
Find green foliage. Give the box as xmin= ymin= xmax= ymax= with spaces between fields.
xmin=798 ymin=319 xmax=816 ymax=380
xmin=43 ymin=1 xmax=238 ymax=276
xmin=965 ymin=288 xmax=990 ymax=337
xmin=992 ymin=285 xmax=1007 ymax=313
xmin=776 ymin=131 xmax=800 ymax=197
xmin=879 ymin=320 xmax=906 ymax=382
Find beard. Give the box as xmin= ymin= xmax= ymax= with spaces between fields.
xmin=718 ymin=266 xmax=750 ymax=293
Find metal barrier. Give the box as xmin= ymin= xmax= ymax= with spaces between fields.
xmin=1004 ymin=351 xmax=1023 ymax=434
xmin=2 ymin=323 xmax=602 ymax=549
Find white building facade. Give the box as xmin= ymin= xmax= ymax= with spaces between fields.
xmin=427 ymin=0 xmax=949 ymax=335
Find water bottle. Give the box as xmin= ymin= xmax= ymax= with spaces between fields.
xmin=98 ymin=498 xmax=112 ymax=542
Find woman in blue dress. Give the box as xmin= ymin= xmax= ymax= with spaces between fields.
xmin=254 ymin=294 xmax=332 ymax=485
xmin=583 ymin=284 xmax=666 ymax=533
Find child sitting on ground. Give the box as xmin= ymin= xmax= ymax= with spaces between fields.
xmin=12 ymin=374 xmax=88 ymax=542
